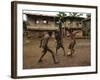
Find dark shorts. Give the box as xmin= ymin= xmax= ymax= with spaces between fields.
xmin=42 ymin=46 xmax=53 ymax=53
xmin=57 ymin=42 xmax=63 ymax=49
xmin=69 ymin=40 xmax=76 ymax=49
xmin=42 ymin=45 xmax=48 ymax=53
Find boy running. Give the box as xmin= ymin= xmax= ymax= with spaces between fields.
xmin=55 ymin=30 xmax=65 ymax=56
xmin=38 ymin=31 xmax=59 ymax=64
xmin=67 ymin=29 xmax=80 ymax=56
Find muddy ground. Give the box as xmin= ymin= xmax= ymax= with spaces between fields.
xmin=23 ymin=37 xmax=90 ymax=69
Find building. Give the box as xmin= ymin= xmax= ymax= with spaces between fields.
xmin=23 ymin=13 xmax=90 ymax=38
xmin=81 ymin=17 xmax=91 ymax=38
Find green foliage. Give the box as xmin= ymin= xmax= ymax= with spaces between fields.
xmin=57 ymin=12 xmax=67 ymax=18
xmin=68 ymin=12 xmax=83 ymax=17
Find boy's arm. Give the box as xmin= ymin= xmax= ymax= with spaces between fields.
xmin=39 ymin=38 xmax=43 ymax=48
xmin=74 ymin=30 xmax=81 ymax=34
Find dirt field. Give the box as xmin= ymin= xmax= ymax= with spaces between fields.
xmin=23 ymin=37 xmax=90 ymax=69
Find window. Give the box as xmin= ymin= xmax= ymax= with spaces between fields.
xmin=43 ymin=20 xmax=48 ymax=24
xmin=35 ymin=20 xmax=39 ymax=24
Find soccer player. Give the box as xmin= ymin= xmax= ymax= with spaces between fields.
xmin=55 ymin=29 xmax=65 ymax=56
xmin=67 ymin=29 xmax=80 ymax=56
xmin=38 ymin=31 xmax=59 ymax=64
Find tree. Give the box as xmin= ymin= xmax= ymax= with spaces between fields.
xmin=56 ymin=12 xmax=67 ymax=37
xmin=57 ymin=12 xmax=67 ymax=18
xmin=66 ymin=12 xmax=84 ymax=30
xmin=68 ymin=12 xmax=83 ymax=17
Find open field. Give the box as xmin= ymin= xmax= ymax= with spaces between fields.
xmin=23 ymin=37 xmax=90 ymax=69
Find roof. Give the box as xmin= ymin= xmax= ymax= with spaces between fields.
xmin=26 ymin=14 xmax=85 ymax=20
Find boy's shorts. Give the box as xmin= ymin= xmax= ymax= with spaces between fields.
xmin=69 ymin=40 xmax=76 ymax=49
xmin=56 ymin=41 xmax=63 ymax=49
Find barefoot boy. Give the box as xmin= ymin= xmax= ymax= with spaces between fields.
xmin=38 ymin=31 xmax=59 ymax=64
xmin=55 ymin=30 xmax=65 ymax=56
xmin=67 ymin=29 xmax=80 ymax=56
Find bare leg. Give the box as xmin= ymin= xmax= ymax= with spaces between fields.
xmin=70 ymin=49 xmax=73 ymax=56
xmin=56 ymin=47 xmax=58 ymax=55
xmin=72 ymin=49 xmax=75 ymax=54
xmin=47 ymin=48 xmax=59 ymax=64
xmin=61 ymin=46 xmax=65 ymax=56
xmin=70 ymin=48 xmax=75 ymax=56
xmin=38 ymin=50 xmax=47 ymax=63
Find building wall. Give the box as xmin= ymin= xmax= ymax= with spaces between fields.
xmin=64 ymin=20 xmax=82 ymax=28
xmin=27 ymin=17 xmax=58 ymax=30
xmin=27 ymin=16 xmax=82 ymax=30
xmin=82 ymin=19 xmax=91 ymax=37
xmin=25 ymin=15 xmax=89 ymax=38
